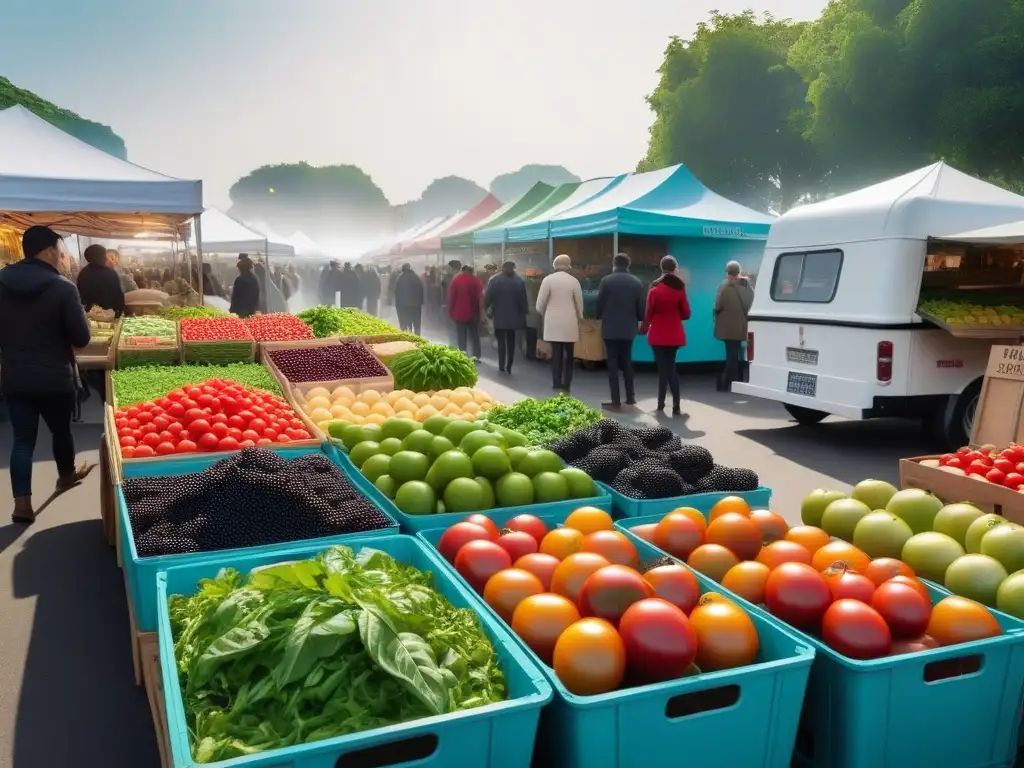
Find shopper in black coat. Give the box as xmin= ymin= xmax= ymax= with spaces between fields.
xmin=596 ymin=253 xmax=645 ymax=407
xmin=484 ymin=261 xmax=527 ymax=373
xmin=229 ymin=256 xmax=260 ymax=318
xmin=338 ymin=263 xmax=362 ymax=308
xmin=393 ymin=264 xmax=425 ymax=334
xmin=76 ymin=244 xmax=125 ymax=317
xmin=361 ymin=266 xmax=382 ymax=316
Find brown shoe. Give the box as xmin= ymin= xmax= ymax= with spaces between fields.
xmin=56 ymin=461 xmax=96 ymax=493
xmin=11 ymin=496 xmax=34 ymax=525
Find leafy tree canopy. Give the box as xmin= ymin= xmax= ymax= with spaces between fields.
xmin=0 ymin=77 xmax=126 ymax=159
xmin=489 ymin=164 xmax=580 ymax=201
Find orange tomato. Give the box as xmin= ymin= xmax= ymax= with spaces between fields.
xmin=687 ymin=544 xmax=740 ymax=582
xmin=483 ymin=568 xmax=545 ymax=622
xmin=540 ymin=527 xmax=584 ymax=560
xmin=689 ymin=600 xmax=760 ymax=671
xmin=927 ymin=596 xmax=1002 ymax=646
xmin=552 ymin=618 xmax=626 ymax=695
xmin=811 ymin=540 xmax=871 ymax=574
xmin=756 ymin=540 xmax=812 ymax=570
xmin=749 ymin=510 xmax=789 ymax=544
xmin=785 ymin=526 xmax=831 ymax=556
xmin=631 ymin=523 xmax=657 ymax=542
xmin=564 ymin=506 xmax=614 ymax=535
xmin=705 ymin=512 xmax=763 ymax=561
xmin=863 ymin=557 xmax=916 ymax=587
xmin=581 ymin=530 xmax=640 ymax=568
xmin=721 ymin=561 xmax=771 ymax=604
xmin=550 ymin=552 xmax=611 ymax=603
xmin=887 ymin=575 xmax=931 ymax=602
xmin=666 ymin=506 xmax=708 ymax=536
xmin=653 ymin=512 xmax=705 ymax=560
xmin=514 ymin=552 xmax=561 ymax=590
xmin=697 ymin=592 xmax=736 ymax=607
xmin=643 ymin=563 xmax=701 ymax=614
xmin=512 ymin=593 xmax=581 ymax=663
xmin=709 ymin=496 xmax=751 ymax=521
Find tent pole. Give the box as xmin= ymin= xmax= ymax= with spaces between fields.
xmin=547 ymin=232 xmax=554 ymax=265
xmin=613 ymin=230 xmax=619 ymax=256
xmin=195 ymin=214 xmax=205 ymax=306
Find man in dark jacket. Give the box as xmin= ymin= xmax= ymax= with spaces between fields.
xmin=361 ymin=265 xmax=382 ymax=316
xmin=0 ymin=226 xmax=94 ymax=523
xmin=318 ymin=263 xmax=335 ymax=306
xmin=393 ymin=263 xmax=425 ymax=334
xmin=339 ymin=263 xmax=362 ymax=308
xmin=596 ymin=252 xmax=645 ymax=408
xmin=76 ymin=243 xmax=126 ymax=316
xmin=484 ymin=261 xmax=527 ymax=373
xmin=229 ymin=255 xmax=260 ymax=317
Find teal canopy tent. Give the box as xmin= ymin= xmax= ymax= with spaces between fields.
xmin=473 ymin=182 xmax=580 ymax=245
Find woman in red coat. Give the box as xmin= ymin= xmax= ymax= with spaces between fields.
xmin=641 ymin=256 xmax=691 ymax=414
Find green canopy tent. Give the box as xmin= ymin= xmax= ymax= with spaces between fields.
xmin=440 ymin=182 xmax=554 ymax=252
xmin=472 ymin=182 xmax=581 ymax=246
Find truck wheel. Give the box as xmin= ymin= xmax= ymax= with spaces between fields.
xmin=784 ymin=404 xmax=828 ymax=425
xmin=936 ymin=379 xmax=982 ymax=450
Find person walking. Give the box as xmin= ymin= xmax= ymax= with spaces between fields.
xmin=339 ymin=263 xmax=362 ymax=308
xmin=0 ymin=226 xmax=94 ymax=523
xmin=596 ymin=252 xmax=645 ymax=408
xmin=361 ymin=265 xmax=382 ymax=316
xmin=537 ymin=254 xmax=583 ymax=392
xmin=448 ymin=264 xmax=484 ymax=359
xmin=641 ymin=255 xmax=691 ymax=415
xmin=76 ymin=243 xmax=126 ymax=317
xmin=485 ymin=260 xmax=527 ymax=374
xmin=229 ymin=256 xmax=261 ymax=317
xmin=394 ymin=263 xmax=425 ymax=334
xmin=714 ymin=260 xmax=754 ymax=391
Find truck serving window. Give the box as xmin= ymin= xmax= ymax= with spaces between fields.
xmin=770 ymin=249 xmax=843 ymax=303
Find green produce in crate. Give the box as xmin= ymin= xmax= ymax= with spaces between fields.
xmin=182 ymin=341 xmax=254 ymax=365
xmin=485 ymin=394 xmax=603 ymax=448
xmin=169 ymin=545 xmax=507 ymax=763
xmin=112 ymin=363 xmax=283 ymax=406
xmin=389 ymin=343 xmax=478 ymax=391
xmin=121 ymin=316 xmax=177 ymax=339
xmin=158 ymin=305 xmax=229 ymax=320
xmin=297 ymin=305 xmax=402 ymax=338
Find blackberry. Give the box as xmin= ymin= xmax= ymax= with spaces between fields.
xmin=706 ymin=466 xmax=759 ymax=492
xmin=579 ymin=445 xmax=631 ymax=484
xmin=551 ymin=426 xmax=602 ymax=463
xmin=630 ymin=459 xmax=686 ymax=499
xmin=635 ymin=425 xmax=677 ymax=450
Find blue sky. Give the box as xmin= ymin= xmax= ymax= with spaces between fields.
xmin=5 ymin=0 xmax=827 ymax=209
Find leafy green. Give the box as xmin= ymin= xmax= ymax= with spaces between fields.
xmin=168 ymin=545 xmax=506 ymax=763
xmin=159 ymin=305 xmax=229 ymax=320
xmin=388 ymin=344 xmax=478 ymax=391
xmin=112 ymin=363 xmax=283 ymax=406
xmin=485 ymin=394 xmax=603 ymax=447
xmin=297 ymin=306 xmax=402 ymax=338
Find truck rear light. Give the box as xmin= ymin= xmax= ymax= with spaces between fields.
xmin=747 ymin=332 xmax=755 ymax=362
xmin=877 ymin=340 xmax=893 ymax=382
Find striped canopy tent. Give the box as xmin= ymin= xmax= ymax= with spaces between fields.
xmin=472 ymin=182 xmax=582 ymax=245
xmin=503 ymin=177 xmax=620 ymax=242
xmin=397 ymin=211 xmax=464 ymax=253
xmin=440 ymin=183 xmax=555 ymax=249
xmin=402 ymin=193 xmax=502 ymax=253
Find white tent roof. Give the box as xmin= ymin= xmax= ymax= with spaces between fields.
xmin=287 ymin=231 xmax=328 ymax=257
xmin=400 ymin=211 xmax=465 ymax=253
xmin=191 ymin=208 xmax=295 ymax=258
xmin=767 ymin=162 xmax=1024 ymax=249
xmin=0 ymin=104 xmax=202 ymax=238
xmin=936 ymin=219 xmax=1024 ymax=245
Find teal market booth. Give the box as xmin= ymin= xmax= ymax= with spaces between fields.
xmin=501 ymin=164 xmax=774 ymax=364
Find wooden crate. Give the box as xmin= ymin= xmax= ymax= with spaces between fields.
xmin=179 ymin=338 xmax=256 ymax=365
xmin=140 ymin=633 xmax=170 ymax=768
xmin=126 ymin=569 xmax=155 ymax=687
xmin=77 ymin=317 xmax=122 ymax=370
xmin=99 ymin=437 xmax=117 ymax=548
xmin=264 ymin=339 xmax=395 ymax=398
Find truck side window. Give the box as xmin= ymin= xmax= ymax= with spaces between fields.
xmin=770 ymin=249 xmax=843 ymax=303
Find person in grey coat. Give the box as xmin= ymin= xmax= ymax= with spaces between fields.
xmin=485 ymin=261 xmax=528 ymax=374
xmin=714 ymin=260 xmax=754 ymax=391
xmin=596 ymin=253 xmax=645 ymax=407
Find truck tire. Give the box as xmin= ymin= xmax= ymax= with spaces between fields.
xmin=784 ymin=404 xmax=828 ymax=425
xmin=933 ymin=379 xmax=982 ymax=450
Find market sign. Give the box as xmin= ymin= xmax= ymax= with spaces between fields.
xmin=702 ymin=225 xmax=745 ymax=238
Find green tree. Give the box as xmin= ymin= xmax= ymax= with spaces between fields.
xmin=229 ymin=162 xmax=391 ymax=241
xmin=0 ymin=77 xmax=126 ymax=158
xmin=395 ymin=175 xmax=488 ymax=226
xmin=490 ymin=164 xmax=580 ymax=201
xmin=639 ymin=12 xmax=817 ymax=212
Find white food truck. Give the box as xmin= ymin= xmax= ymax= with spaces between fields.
xmin=733 ymin=162 xmax=1024 ymax=448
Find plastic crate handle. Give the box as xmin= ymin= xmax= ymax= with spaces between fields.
xmin=664 ymin=682 xmax=741 ymax=720
xmin=266 ymin=732 xmax=440 ymax=768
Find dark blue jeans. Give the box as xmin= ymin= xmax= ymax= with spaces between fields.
xmin=6 ymin=393 xmax=76 ymax=498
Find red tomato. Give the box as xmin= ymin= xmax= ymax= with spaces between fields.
xmin=151 ymin=416 xmax=170 ymax=431
xmin=256 ymin=437 xmax=274 ymax=446
xmin=241 ymin=429 xmax=261 ymax=442
xmin=176 ymin=439 xmax=198 ymax=453
xmin=276 ymin=434 xmax=292 ymax=443
xmin=764 ymin=562 xmax=832 ymax=630
xmin=890 ymin=634 xmax=939 ymax=655
xmin=455 ymin=540 xmax=512 ymax=593
xmin=822 ymin=599 xmax=891 ymax=659
xmin=122 ymin=446 xmax=136 ymax=458
xmin=183 ymin=408 xmax=205 ymax=423
xmin=578 ymin=565 xmax=656 ymax=626
xmin=166 ymin=422 xmax=184 ymax=435
xmin=619 ymin=598 xmax=698 ymax=682
xmin=863 ymin=558 xmax=916 ymax=587
xmin=218 ymin=437 xmax=240 ymax=451
xmin=136 ymin=411 xmax=153 ymax=424
xmin=249 ymin=418 xmax=268 ymax=433
xmin=197 ymin=433 xmax=220 ymax=451
xmin=459 ymin=514 xmax=498 ymax=540
xmin=133 ymin=445 xmax=155 ymax=457
xmin=189 ymin=419 xmax=211 ymax=436
xmin=642 ymin=564 xmax=701 ymax=614
xmin=653 ymin=512 xmax=705 ymax=560
xmin=119 ymin=436 xmax=137 ymax=448
xmin=887 ymin=575 xmax=931 ymax=602
xmin=227 ymin=414 xmax=247 ymax=430
xmin=496 ymin=531 xmax=538 ymax=562
xmin=823 ymin=563 xmax=876 ymax=603
xmin=513 ymin=553 xmax=561 ymax=590
xmin=142 ymin=432 xmax=162 ymax=448
xmin=505 ymin=514 xmax=548 ymax=544
xmin=871 ymin=581 xmax=932 ymax=639
xmin=155 ymin=441 xmax=176 ymax=455
xmin=438 ymin=522 xmax=493 ymax=562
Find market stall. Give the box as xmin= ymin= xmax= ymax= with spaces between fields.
xmin=402 ymin=193 xmax=503 ymax=254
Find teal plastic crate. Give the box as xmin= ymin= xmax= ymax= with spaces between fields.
xmin=597 ymin=481 xmax=771 ymax=518
xmin=326 ymin=440 xmax=613 ymax=533
xmin=156 ymin=533 xmax=552 ymax=768
xmin=118 ymin=445 xmax=398 ymax=632
xmin=419 ymin=515 xmax=815 ymax=768
xmin=616 ymin=520 xmax=1024 ymax=768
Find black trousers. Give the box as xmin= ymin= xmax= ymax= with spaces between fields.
xmin=720 ymin=339 xmax=743 ymax=389
xmin=652 ymin=345 xmax=681 ymax=407
xmin=495 ymin=329 xmax=516 ymax=371
xmin=604 ymin=339 xmax=635 ymax=404
xmin=7 ymin=392 xmax=76 ymax=497
xmin=396 ymin=306 xmax=422 ymax=335
xmin=456 ymin=322 xmax=481 ymax=358
xmin=551 ymin=342 xmax=575 ymax=389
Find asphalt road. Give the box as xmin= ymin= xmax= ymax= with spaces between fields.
xmin=0 ymin=354 xmax=940 ymax=767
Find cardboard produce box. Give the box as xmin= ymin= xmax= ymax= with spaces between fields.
xmin=899 ymin=344 xmax=1024 ymax=523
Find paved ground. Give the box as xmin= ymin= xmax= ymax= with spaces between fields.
xmin=0 ymin=353 xmax=940 ymax=767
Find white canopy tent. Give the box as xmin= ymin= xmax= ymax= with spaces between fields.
xmin=935 ymin=220 xmax=1024 ymax=245
xmin=0 ymin=104 xmax=202 ymax=239
xmin=192 ymin=208 xmax=294 ymax=259
xmin=286 ymin=231 xmax=328 ymax=257
xmin=767 ymin=162 xmax=1024 ymax=249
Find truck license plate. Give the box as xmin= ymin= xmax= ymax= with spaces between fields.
xmin=786 ymin=347 xmax=819 ymax=365
xmin=787 ymin=372 xmax=817 ymax=397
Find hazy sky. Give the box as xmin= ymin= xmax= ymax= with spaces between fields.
xmin=6 ymin=0 xmax=827 ymax=209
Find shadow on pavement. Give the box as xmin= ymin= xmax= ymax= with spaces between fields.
xmin=12 ymin=519 xmax=157 ymax=766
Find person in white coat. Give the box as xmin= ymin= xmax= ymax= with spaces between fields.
xmin=536 ymin=254 xmax=583 ymax=391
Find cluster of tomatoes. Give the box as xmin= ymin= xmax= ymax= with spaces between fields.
xmin=115 ymin=378 xmax=312 ymax=458
xmin=633 ymin=497 xmax=1003 ymax=660
xmin=179 ymin=317 xmax=254 ymax=342
xmin=938 ymin=443 xmax=1024 ymax=491
xmin=243 ymin=313 xmax=315 ymax=342
xmin=436 ymin=506 xmax=760 ymax=696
